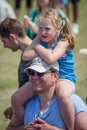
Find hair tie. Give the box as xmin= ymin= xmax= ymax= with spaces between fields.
xmin=58 ymin=10 xmax=66 ymax=27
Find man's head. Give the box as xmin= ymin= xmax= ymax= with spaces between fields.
xmin=25 ymin=56 xmax=59 ymax=92
xmin=25 ymin=56 xmax=59 ymax=73
xmin=0 ymin=18 xmax=26 ymax=51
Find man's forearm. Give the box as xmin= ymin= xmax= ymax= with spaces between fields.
xmin=6 ymin=125 xmax=25 ymax=130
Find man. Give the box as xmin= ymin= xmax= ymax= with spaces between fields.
xmin=6 ymin=56 xmax=87 ymax=130
xmin=0 ymin=17 xmax=32 ymax=87
xmin=0 ymin=17 xmax=32 ymax=119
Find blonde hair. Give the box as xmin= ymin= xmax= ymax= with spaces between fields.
xmin=39 ymin=8 xmax=75 ymax=49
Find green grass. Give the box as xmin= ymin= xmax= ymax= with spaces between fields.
xmin=0 ymin=0 xmax=87 ymax=129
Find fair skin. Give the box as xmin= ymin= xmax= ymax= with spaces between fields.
xmin=22 ymin=18 xmax=75 ymax=130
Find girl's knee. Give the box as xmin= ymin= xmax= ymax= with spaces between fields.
xmin=59 ymin=93 xmax=71 ymax=103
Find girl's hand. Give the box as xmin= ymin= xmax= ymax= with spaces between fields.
xmin=61 ymin=53 xmax=66 ymax=58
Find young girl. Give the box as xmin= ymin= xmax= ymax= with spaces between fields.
xmin=24 ymin=0 xmax=58 ymax=39
xmin=11 ymin=8 xmax=76 ymax=130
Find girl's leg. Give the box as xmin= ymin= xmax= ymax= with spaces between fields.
xmin=9 ymin=81 xmax=36 ymax=127
xmin=75 ymin=112 xmax=87 ymax=130
xmin=56 ymin=79 xmax=75 ymax=130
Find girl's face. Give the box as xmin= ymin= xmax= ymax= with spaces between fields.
xmin=37 ymin=0 xmax=50 ymax=10
xmin=38 ymin=19 xmax=58 ymax=43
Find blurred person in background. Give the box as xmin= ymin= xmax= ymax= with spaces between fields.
xmin=0 ymin=0 xmax=16 ymax=23
xmin=79 ymin=49 xmax=87 ymax=56
xmin=57 ymin=0 xmax=68 ymax=15
xmin=15 ymin=0 xmax=32 ymax=18
xmin=66 ymin=0 xmax=80 ymax=35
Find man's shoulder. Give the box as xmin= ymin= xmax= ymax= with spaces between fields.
xmin=71 ymin=94 xmax=87 ymax=113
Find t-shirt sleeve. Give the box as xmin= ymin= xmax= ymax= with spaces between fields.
xmin=71 ymin=94 xmax=87 ymax=113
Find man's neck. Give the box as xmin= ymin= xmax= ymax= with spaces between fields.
xmin=19 ymin=36 xmax=32 ymax=51
xmin=39 ymin=86 xmax=55 ymax=112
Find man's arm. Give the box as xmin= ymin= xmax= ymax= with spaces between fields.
xmin=6 ymin=125 xmax=25 ymax=130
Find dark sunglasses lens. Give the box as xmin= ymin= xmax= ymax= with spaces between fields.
xmin=27 ymin=70 xmax=35 ymax=76
xmin=27 ymin=70 xmax=45 ymax=77
xmin=38 ymin=72 xmax=45 ymax=77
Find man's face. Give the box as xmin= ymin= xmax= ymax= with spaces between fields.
xmin=28 ymin=69 xmax=58 ymax=93
xmin=0 ymin=36 xmax=19 ymax=51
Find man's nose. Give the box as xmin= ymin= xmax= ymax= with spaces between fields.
xmin=32 ymin=72 xmax=40 ymax=78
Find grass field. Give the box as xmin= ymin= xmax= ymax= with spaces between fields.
xmin=0 ymin=0 xmax=87 ymax=129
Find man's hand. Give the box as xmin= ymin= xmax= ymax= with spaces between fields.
xmin=4 ymin=106 xmax=13 ymax=119
xmin=25 ymin=117 xmax=57 ymax=130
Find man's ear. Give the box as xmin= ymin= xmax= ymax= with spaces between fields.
xmin=9 ymin=34 xmax=16 ymax=40
xmin=53 ymin=71 xmax=59 ymax=82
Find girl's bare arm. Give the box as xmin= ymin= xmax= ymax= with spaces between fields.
xmin=34 ymin=40 xmax=69 ymax=64
xmin=22 ymin=36 xmax=42 ymax=61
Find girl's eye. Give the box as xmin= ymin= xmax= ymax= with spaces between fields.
xmin=45 ymin=28 xmax=50 ymax=31
xmin=38 ymin=27 xmax=42 ymax=31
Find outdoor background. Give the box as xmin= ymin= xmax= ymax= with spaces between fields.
xmin=0 ymin=0 xmax=87 ymax=130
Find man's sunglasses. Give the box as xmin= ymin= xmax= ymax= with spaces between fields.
xmin=26 ymin=70 xmax=51 ymax=77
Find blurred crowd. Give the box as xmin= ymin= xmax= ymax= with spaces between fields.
xmin=0 ymin=0 xmax=80 ymax=35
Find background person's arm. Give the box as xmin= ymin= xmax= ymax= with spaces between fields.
xmin=24 ymin=15 xmax=38 ymax=34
